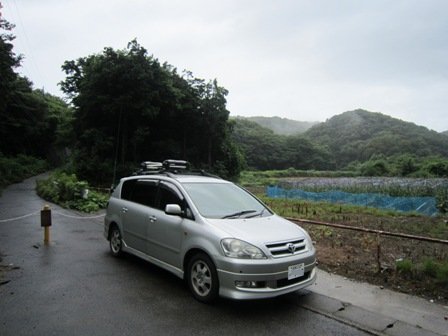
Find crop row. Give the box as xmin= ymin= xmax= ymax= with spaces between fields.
xmin=278 ymin=177 xmax=448 ymax=197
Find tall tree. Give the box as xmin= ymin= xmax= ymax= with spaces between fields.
xmin=61 ymin=40 xmax=242 ymax=184
xmin=0 ymin=14 xmax=70 ymax=160
xmin=191 ymin=78 xmax=229 ymax=168
xmin=61 ymin=40 xmax=165 ymax=182
xmin=0 ymin=15 xmax=21 ymax=150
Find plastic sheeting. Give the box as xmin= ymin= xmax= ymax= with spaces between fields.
xmin=266 ymin=186 xmax=439 ymax=216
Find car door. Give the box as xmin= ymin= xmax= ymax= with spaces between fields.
xmin=147 ymin=181 xmax=186 ymax=268
xmin=121 ymin=179 xmax=158 ymax=254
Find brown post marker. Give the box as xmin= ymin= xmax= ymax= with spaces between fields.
xmin=41 ymin=204 xmax=52 ymax=244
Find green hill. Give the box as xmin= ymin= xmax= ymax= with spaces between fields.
xmin=230 ymin=118 xmax=331 ymax=170
xmin=231 ymin=110 xmax=448 ymax=173
xmin=304 ymin=109 xmax=448 ymax=168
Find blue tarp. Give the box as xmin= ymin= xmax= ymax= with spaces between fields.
xmin=266 ymin=186 xmax=439 ymax=216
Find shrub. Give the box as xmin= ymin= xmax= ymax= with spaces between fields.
xmin=436 ymin=263 xmax=448 ymax=285
xmin=435 ymin=189 xmax=448 ymax=214
xmin=36 ymin=172 xmax=108 ymax=212
xmin=395 ymin=259 xmax=413 ymax=277
xmin=422 ymin=259 xmax=438 ymax=278
xmin=0 ymin=154 xmax=48 ymax=190
xmin=422 ymin=259 xmax=448 ymax=285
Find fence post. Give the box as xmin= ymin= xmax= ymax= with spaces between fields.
xmin=376 ymin=232 xmax=381 ymax=273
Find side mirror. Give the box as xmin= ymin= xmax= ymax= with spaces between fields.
xmin=165 ymin=204 xmax=182 ymax=216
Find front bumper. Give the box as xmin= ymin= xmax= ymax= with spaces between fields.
xmin=215 ymin=251 xmax=317 ymax=300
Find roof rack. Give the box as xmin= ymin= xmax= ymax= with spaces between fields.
xmin=163 ymin=159 xmax=189 ymax=171
xmin=133 ymin=159 xmax=220 ymax=179
xmin=141 ymin=161 xmax=163 ymax=171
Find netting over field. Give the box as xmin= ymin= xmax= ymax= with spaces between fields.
xmin=266 ymin=186 xmax=439 ymax=216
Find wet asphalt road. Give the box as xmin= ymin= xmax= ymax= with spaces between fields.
xmin=0 ymin=176 xmax=370 ymax=336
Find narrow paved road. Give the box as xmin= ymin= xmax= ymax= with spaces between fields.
xmin=0 ymin=176 xmax=371 ymax=336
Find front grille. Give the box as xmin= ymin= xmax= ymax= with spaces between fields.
xmin=265 ymin=238 xmax=307 ymax=258
xmin=277 ymin=271 xmax=311 ymax=288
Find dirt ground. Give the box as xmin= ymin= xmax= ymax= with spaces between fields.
xmin=298 ymin=220 xmax=448 ymax=305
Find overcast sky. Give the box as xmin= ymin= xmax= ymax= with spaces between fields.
xmin=2 ymin=0 xmax=448 ymax=132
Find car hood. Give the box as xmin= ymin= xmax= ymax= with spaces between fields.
xmin=207 ymin=215 xmax=306 ymax=245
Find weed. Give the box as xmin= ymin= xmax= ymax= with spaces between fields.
xmin=396 ymin=259 xmax=413 ymax=276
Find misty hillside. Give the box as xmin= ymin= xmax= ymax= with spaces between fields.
xmin=231 ymin=109 xmax=448 ymax=171
xmin=304 ymin=109 xmax=448 ymax=167
xmin=234 ymin=116 xmax=318 ymax=135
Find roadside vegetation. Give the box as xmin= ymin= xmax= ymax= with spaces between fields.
xmin=0 ymin=154 xmax=48 ymax=193
xmin=36 ymin=172 xmax=108 ymax=213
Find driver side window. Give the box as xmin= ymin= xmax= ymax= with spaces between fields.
xmin=157 ymin=182 xmax=193 ymax=219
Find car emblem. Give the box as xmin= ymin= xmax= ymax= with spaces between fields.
xmin=287 ymin=243 xmax=296 ymax=253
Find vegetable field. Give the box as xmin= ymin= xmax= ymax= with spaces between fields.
xmin=269 ymin=177 xmax=448 ymax=215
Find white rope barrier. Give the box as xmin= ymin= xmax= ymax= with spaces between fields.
xmin=52 ymin=211 xmax=105 ymax=219
xmin=0 ymin=211 xmax=40 ymax=223
xmin=0 ymin=210 xmax=105 ymax=223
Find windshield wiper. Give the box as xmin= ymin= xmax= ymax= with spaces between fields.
xmin=245 ymin=208 xmax=266 ymax=218
xmin=221 ymin=210 xmax=257 ymax=219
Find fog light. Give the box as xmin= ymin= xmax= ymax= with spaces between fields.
xmin=235 ymin=281 xmax=264 ymax=288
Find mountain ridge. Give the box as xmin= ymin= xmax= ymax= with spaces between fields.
xmin=232 ymin=116 xmax=318 ymax=135
xmin=231 ymin=109 xmax=448 ymax=170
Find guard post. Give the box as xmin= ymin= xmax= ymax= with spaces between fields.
xmin=41 ymin=204 xmax=52 ymax=244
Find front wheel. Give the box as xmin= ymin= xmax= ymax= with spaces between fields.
xmin=109 ymin=225 xmax=123 ymax=257
xmin=187 ymin=253 xmax=219 ymax=303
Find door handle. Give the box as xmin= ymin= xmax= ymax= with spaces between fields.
xmin=148 ymin=215 xmax=157 ymax=222
xmin=121 ymin=207 xmax=128 ymax=213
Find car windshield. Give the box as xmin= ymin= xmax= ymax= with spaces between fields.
xmin=182 ymin=182 xmax=271 ymax=219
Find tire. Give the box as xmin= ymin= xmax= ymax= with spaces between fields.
xmin=109 ymin=225 xmax=123 ymax=257
xmin=187 ymin=253 xmax=219 ymax=303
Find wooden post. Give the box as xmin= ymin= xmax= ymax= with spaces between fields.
xmin=376 ymin=232 xmax=381 ymax=273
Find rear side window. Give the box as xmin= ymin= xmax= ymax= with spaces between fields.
xmin=121 ymin=180 xmax=136 ymax=200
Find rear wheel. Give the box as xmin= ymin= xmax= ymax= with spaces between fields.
xmin=187 ymin=253 xmax=219 ymax=303
xmin=109 ymin=225 xmax=123 ymax=257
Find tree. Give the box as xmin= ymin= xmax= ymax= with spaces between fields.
xmin=0 ymin=15 xmax=21 ymax=110
xmin=191 ymin=78 xmax=229 ymax=168
xmin=0 ymin=15 xmax=21 ymax=151
xmin=0 ymin=15 xmax=71 ymax=162
xmin=61 ymin=40 xmax=243 ymax=184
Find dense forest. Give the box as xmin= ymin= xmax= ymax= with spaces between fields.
xmin=0 ymin=15 xmax=73 ymax=187
xmin=1 ymin=16 xmax=243 ymax=187
xmin=60 ymin=39 xmax=243 ymax=184
xmin=2 ymin=14 xmax=448 ymax=192
xmin=306 ymin=110 xmax=448 ymax=167
xmin=231 ymin=112 xmax=448 ymax=176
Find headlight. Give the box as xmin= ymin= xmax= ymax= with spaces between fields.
xmin=221 ymin=238 xmax=266 ymax=259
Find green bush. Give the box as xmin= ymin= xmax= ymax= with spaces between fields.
xmin=395 ymin=258 xmax=448 ymax=284
xmin=422 ymin=259 xmax=448 ymax=285
xmin=436 ymin=263 xmax=448 ymax=285
xmin=396 ymin=259 xmax=413 ymax=276
xmin=36 ymin=172 xmax=108 ymax=213
xmin=435 ymin=189 xmax=448 ymax=214
xmin=0 ymin=154 xmax=48 ymax=189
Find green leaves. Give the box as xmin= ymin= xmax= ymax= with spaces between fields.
xmin=59 ymin=40 xmax=243 ymax=184
xmin=36 ymin=172 xmax=108 ymax=213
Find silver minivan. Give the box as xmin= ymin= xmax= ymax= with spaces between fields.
xmin=104 ymin=161 xmax=316 ymax=302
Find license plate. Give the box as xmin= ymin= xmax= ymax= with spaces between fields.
xmin=288 ymin=263 xmax=305 ymax=280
